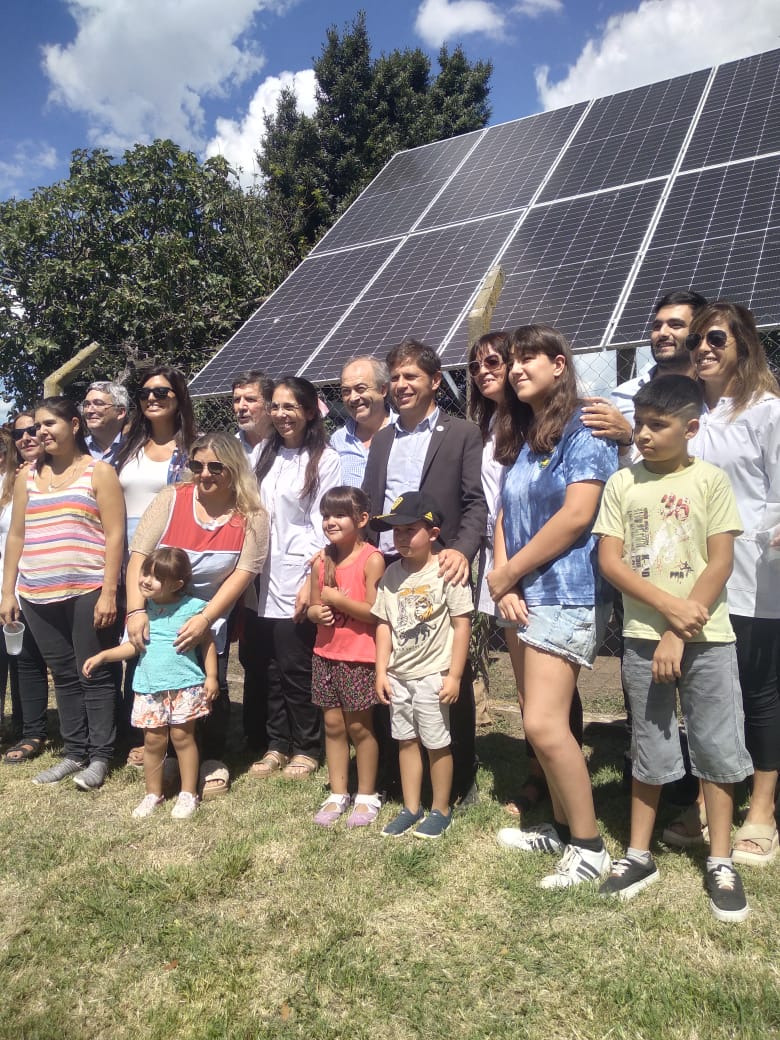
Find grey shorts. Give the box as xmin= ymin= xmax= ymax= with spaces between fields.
xmin=623 ymin=639 xmax=753 ymax=785
xmin=515 ymin=601 xmax=611 ymax=669
xmin=388 ymin=672 xmax=451 ymax=750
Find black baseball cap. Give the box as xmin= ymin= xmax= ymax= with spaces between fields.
xmin=370 ymin=491 xmax=443 ymax=533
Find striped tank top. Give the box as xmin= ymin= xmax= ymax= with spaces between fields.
xmin=18 ymin=460 xmax=107 ymax=604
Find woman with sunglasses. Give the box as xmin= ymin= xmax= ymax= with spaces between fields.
xmin=125 ymin=433 xmax=268 ymax=782
xmin=682 ymin=302 xmax=780 ymax=865
xmin=249 ymin=377 xmax=341 ymax=780
xmin=0 ymin=398 xmax=125 ymax=789
xmin=468 ymin=332 xmax=585 ymax=818
xmin=115 ymin=366 xmax=196 ymax=763
xmin=0 ymin=415 xmax=49 ymax=763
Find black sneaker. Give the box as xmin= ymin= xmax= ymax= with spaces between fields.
xmin=599 ymin=856 xmax=660 ymax=901
xmin=705 ymin=864 xmax=750 ymax=923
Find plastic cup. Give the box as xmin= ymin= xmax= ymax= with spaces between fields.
xmin=3 ymin=621 xmax=25 ymax=656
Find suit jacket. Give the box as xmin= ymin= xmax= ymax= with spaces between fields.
xmin=362 ymin=411 xmax=487 ymax=564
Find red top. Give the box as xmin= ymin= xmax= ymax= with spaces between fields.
xmin=314 ymin=541 xmax=381 ymax=664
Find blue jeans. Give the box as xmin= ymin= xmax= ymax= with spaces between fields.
xmin=21 ymin=590 xmax=119 ymax=762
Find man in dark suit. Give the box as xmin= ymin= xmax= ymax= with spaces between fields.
xmin=363 ymin=338 xmax=487 ymax=804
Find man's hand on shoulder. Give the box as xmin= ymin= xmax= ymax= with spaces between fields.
xmin=437 ymin=548 xmax=469 ymax=586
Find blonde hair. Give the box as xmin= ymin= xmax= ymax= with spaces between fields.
xmin=185 ymin=432 xmax=264 ymax=519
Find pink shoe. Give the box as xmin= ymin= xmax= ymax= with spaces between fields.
xmin=314 ymin=794 xmax=350 ymax=827
xmin=346 ymin=794 xmax=381 ymax=828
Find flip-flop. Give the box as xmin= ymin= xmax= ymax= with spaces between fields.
xmin=504 ymin=774 xmax=549 ymax=817
xmin=282 ymin=754 xmax=318 ymax=779
xmin=662 ymin=803 xmax=709 ymax=847
xmin=731 ymin=821 xmax=779 ymax=867
xmin=199 ymin=759 xmax=230 ymax=800
xmin=3 ymin=737 xmax=45 ymax=764
xmin=248 ymin=750 xmax=289 ymax=778
xmin=126 ymin=746 xmax=145 ymax=769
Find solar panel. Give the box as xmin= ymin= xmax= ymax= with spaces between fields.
xmin=538 ymin=70 xmax=709 ymax=202
xmin=614 ymin=156 xmax=780 ymax=342
xmin=191 ymin=46 xmax=780 ymax=396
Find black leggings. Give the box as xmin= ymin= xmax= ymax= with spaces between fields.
xmin=732 ymin=614 xmax=780 ymax=772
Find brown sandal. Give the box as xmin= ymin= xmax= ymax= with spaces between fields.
xmin=248 ymin=750 xmax=289 ymax=778
xmin=281 ymin=754 xmax=318 ymax=779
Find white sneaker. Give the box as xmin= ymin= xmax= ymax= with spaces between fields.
xmin=171 ymin=791 xmax=200 ymax=820
xmin=497 ymin=822 xmax=564 ymax=853
xmin=540 ymin=844 xmax=611 ymax=889
xmin=132 ymin=793 xmax=165 ymax=818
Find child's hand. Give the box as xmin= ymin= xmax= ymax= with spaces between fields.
xmin=439 ymin=675 xmax=460 ymax=704
xmin=662 ymin=596 xmax=708 ymax=639
xmin=375 ymin=674 xmax=393 ymax=705
xmin=82 ymin=653 xmax=103 ymax=677
xmin=320 ymin=586 xmax=339 ymax=606
xmin=203 ymin=677 xmax=219 ymax=703
xmin=308 ymin=604 xmax=335 ymax=626
xmin=652 ymin=631 xmax=684 ymax=683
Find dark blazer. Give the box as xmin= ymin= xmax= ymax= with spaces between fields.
xmin=362 ymin=410 xmax=487 ymax=564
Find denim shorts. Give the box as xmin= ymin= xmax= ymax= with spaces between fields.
xmin=515 ymin=602 xmax=610 ymax=669
xmin=623 ymin=639 xmax=753 ymax=785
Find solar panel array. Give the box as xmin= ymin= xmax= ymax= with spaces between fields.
xmin=191 ymin=48 xmax=780 ymax=396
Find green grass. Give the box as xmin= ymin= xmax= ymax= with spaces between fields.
xmin=0 ymin=657 xmax=778 ymax=1040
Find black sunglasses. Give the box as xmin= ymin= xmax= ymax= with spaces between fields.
xmin=12 ymin=425 xmax=38 ymax=441
xmin=188 ymin=460 xmax=225 ymax=476
xmin=468 ymin=354 xmax=504 ymax=378
xmin=686 ymin=329 xmax=728 ymax=351
xmin=138 ymin=386 xmax=174 ymax=401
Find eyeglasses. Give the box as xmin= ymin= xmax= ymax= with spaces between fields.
xmin=340 ymin=384 xmax=378 ymax=399
xmin=269 ymin=403 xmax=302 ymax=415
xmin=138 ymin=386 xmax=174 ymax=402
xmin=81 ymin=399 xmax=114 ymax=411
xmin=468 ymin=354 xmax=504 ymax=378
xmin=686 ymin=329 xmax=729 ymax=351
xmin=12 ymin=425 xmax=38 ymax=441
xmin=188 ymin=460 xmax=225 ymax=476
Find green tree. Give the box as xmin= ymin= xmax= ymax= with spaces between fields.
xmin=259 ymin=12 xmax=492 ymax=261
xmin=0 ymin=140 xmax=290 ymax=402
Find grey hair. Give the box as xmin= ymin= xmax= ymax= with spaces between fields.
xmin=341 ymin=355 xmax=390 ymax=389
xmin=86 ymin=381 xmax=130 ymax=410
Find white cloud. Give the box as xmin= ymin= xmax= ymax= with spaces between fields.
xmin=0 ymin=141 xmax=59 ymax=197
xmin=205 ymin=69 xmax=317 ymax=187
xmin=513 ymin=0 xmax=562 ymax=15
xmin=42 ymin=0 xmax=293 ymax=151
xmin=536 ymin=0 xmax=780 ymax=109
xmin=414 ymin=0 xmax=507 ymax=48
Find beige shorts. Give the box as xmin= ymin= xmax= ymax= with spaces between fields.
xmin=388 ymin=672 xmax=451 ymax=750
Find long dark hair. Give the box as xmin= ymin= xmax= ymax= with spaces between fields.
xmin=115 ymin=365 xmax=197 ymax=472
xmin=467 ymin=330 xmax=525 ymax=465
xmin=689 ymin=301 xmax=779 ymax=416
xmin=319 ymin=486 xmax=370 ymax=587
xmin=255 ymin=377 xmax=328 ymax=504
xmin=507 ymin=325 xmax=579 ymax=455
xmin=35 ymin=396 xmax=90 ymax=461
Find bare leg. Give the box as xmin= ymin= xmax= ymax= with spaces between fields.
xmin=522 ymin=646 xmax=598 ymax=840
xmin=170 ymin=720 xmax=199 ymax=796
xmin=629 ymin=779 xmax=663 ymax=851
xmin=736 ymin=768 xmax=779 ymax=854
xmin=323 ymin=707 xmax=350 ymax=795
xmin=701 ymin=780 xmax=735 ymax=859
xmin=143 ymin=727 xmax=168 ymax=797
xmin=345 ymin=708 xmax=378 ymax=799
xmin=398 ymin=738 xmax=423 ymax=814
xmin=429 ymin=746 xmax=454 ymax=815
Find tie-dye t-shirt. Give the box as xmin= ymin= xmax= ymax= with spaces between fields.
xmin=501 ymin=410 xmax=617 ymax=607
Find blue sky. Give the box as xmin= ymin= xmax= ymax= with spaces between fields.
xmin=2 ymin=0 xmax=779 ymax=198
